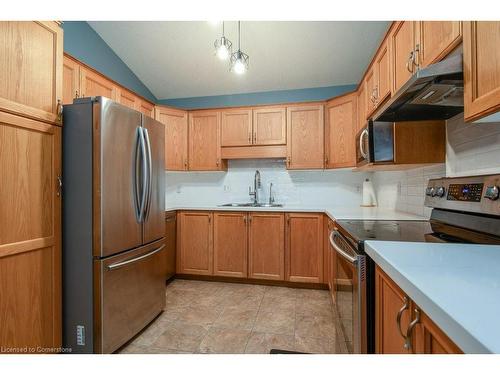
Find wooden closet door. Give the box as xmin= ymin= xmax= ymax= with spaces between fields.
xmin=62 ymin=56 xmax=80 ymax=105
xmin=156 ymin=106 xmax=188 ymax=171
xmin=213 ymin=212 xmax=248 ymax=278
xmin=178 ymin=211 xmax=213 ymax=275
xmin=221 ymin=109 xmax=252 ymax=146
xmin=418 ymin=21 xmax=462 ymax=68
xmin=248 ymin=212 xmax=285 ymax=281
xmin=188 ymin=110 xmax=224 ymax=171
xmin=0 ymin=112 xmax=61 ymax=350
xmin=286 ymin=104 xmax=324 ymax=170
xmin=79 ymin=66 xmax=117 ymax=101
xmin=0 ymin=21 xmax=63 ymax=125
xmin=285 ymin=213 xmax=323 ymax=283
xmin=325 ymin=93 xmax=357 ymax=169
xmin=253 ymin=106 xmax=287 ymax=145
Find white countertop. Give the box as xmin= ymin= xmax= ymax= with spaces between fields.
xmin=365 ymin=241 xmax=500 ymax=354
xmin=165 ymin=205 xmax=426 ymax=221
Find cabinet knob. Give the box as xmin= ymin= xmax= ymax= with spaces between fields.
xmin=56 ymin=99 xmax=63 ymax=123
xmin=56 ymin=175 xmax=62 ymax=197
xmin=75 ymin=90 xmax=79 ymax=98
xmin=184 ymin=159 xmax=188 ymax=170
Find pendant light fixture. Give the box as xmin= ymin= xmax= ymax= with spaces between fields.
xmin=230 ymin=21 xmax=249 ymax=75
xmin=214 ymin=21 xmax=232 ymax=60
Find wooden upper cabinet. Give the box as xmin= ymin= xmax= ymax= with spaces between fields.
xmin=357 ymin=83 xmax=367 ymax=133
xmin=374 ymin=39 xmax=391 ymax=107
xmin=248 ymin=212 xmax=285 ymax=281
xmin=417 ymin=21 xmax=462 ymax=68
xmin=188 ymin=110 xmax=225 ymax=171
xmin=63 ymin=56 xmax=80 ymax=105
xmin=0 ymin=21 xmax=63 ymax=125
xmin=221 ymin=109 xmax=253 ymax=146
xmin=365 ymin=68 xmax=376 ymax=115
xmin=177 ymin=211 xmax=213 ymax=275
xmin=375 ymin=266 xmax=411 ymax=354
xmin=286 ymin=104 xmax=324 ymax=169
xmin=325 ymin=93 xmax=357 ymax=169
xmin=390 ymin=21 xmax=417 ymax=94
xmin=156 ymin=106 xmax=188 ymax=171
xmin=116 ymin=88 xmax=139 ymax=111
xmin=213 ymin=212 xmax=248 ymax=278
xmin=252 ymin=106 xmax=286 ymax=145
xmin=464 ymin=21 xmax=500 ymax=122
xmin=0 ymin=112 xmax=61 ymax=350
xmin=138 ymin=100 xmax=154 ymax=118
xmin=285 ymin=213 xmax=323 ymax=283
xmin=79 ymin=66 xmax=116 ymax=101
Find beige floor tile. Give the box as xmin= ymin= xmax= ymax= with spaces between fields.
xmin=223 ymin=291 xmax=264 ymax=309
xmin=177 ymin=304 xmax=224 ymax=325
xmin=198 ymin=327 xmax=252 ymax=354
xmin=295 ymin=288 xmax=331 ymax=301
xmin=295 ymin=314 xmax=337 ymax=340
xmin=294 ymin=335 xmax=336 ymax=354
xmin=130 ymin=315 xmax=171 ymax=347
xmin=295 ymin=298 xmax=333 ymax=318
xmin=118 ymin=343 xmax=191 ymax=354
xmin=151 ymin=321 xmax=210 ymax=352
xmin=213 ymin=305 xmax=259 ymax=329
xmin=245 ymin=332 xmax=296 ymax=354
xmin=263 ymin=286 xmax=297 ymax=298
xmin=254 ymin=309 xmax=295 ymax=335
xmin=260 ymin=294 xmax=296 ymax=312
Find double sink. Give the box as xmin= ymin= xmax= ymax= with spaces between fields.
xmin=219 ymin=202 xmax=283 ymax=208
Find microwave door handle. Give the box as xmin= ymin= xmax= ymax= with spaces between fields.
xmin=359 ymin=128 xmax=369 ymax=159
xmin=330 ymin=231 xmax=358 ymax=264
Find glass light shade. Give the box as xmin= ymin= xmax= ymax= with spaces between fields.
xmin=230 ymin=50 xmax=249 ymax=75
xmin=214 ymin=36 xmax=232 ymax=60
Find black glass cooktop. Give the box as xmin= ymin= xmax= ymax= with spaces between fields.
xmin=336 ymin=220 xmax=435 ymax=243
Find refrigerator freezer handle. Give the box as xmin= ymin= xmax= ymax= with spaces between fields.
xmin=136 ymin=127 xmax=148 ymax=223
xmin=143 ymin=128 xmax=153 ymax=221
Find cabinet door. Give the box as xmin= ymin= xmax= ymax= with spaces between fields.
xmin=374 ymin=39 xmax=391 ymax=106
xmin=213 ymin=212 xmax=248 ymax=278
xmin=156 ymin=106 xmax=188 ymax=171
xmin=248 ymin=212 xmax=285 ymax=281
xmin=221 ymin=109 xmax=252 ymax=146
xmin=116 ymin=88 xmax=139 ymax=111
xmin=252 ymin=106 xmax=286 ymax=145
xmin=63 ymin=56 xmax=80 ymax=105
xmin=0 ymin=112 xmax=61 ymax=350
xmin=286 ymin=105 xmax=324 ymax=169
xmin=80 ymin=66 xmax=117 ymax=101
xmin=138 ymin=100 xmax=154 ymax=118
xmin=357 ymin=83 xmax=367 ymax=133
xmin=285 ymin=213 xmax=323 ymax=283
xmin=413 ymin=309 xmax=462 ymax=354
xmin=418 ymin=21 xmax=462 ymax=68
xmin=0 ymin=21 xmax=63 ymax=125
xmin=188 ymin=110 xmax=224 ymax=171
xmin=464 ymin=21 xmax=500 ymax=122
xmin=375 ymin=266 xmax=411 ymax=353
xmin=390 ymin=21 xmax=417 ymax=94
xmin=365 ymin=68 xmax=376 ymax=116
xmin=325 ymin=93 xmax=357 ymax=169
xmin=178 ymin=211 xmax=213 ymax=275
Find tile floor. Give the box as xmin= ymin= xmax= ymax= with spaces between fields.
xmin=118 ymin=279 xmax=347 ymax=354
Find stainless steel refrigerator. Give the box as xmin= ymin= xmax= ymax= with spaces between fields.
xmin=62 ymin=97 xmax=166 ymax=353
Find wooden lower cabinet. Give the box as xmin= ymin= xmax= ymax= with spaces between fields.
xmin=213 ymin=212 xmax=248 ymax=278
xmin=375 ymin=266 xmax=462 ymax=354
xmin=285 ymin=213 xmax=324 ymax=283
xmin=0 ymin=112 xmax=61 ymax=351
xmin=177 ymin=211 xmax=213 ymax=275
xmin=248 ymin=212 xmax=285 ymax=281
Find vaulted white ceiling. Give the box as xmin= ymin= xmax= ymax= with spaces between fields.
xmin=88 ymin=21 xmax=389 ymax=100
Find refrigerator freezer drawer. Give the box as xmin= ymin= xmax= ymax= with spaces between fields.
xmin=94 ymin=239 xmax=166 ymax=353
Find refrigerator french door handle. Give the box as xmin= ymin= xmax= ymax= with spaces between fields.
xmin=134 ymin=128 xmax=142 ymax=221
xmin=137 ymin=127 xmax=148 ymax=223
xmin=106 ymin=244 xmax=165 ymax=270
xmin=143 ymin=127 xmax=153 ymax=221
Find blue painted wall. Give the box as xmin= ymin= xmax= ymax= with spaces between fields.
xmin=62 ymin=21 xmax=157 ymax=102
xmin=157 ymin=84 xmax=357 ymax=109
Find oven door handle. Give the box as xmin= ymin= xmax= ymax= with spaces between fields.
xmin=330 ymin=231 xmax=358 ymax=264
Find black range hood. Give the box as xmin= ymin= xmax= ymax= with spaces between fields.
xmin=373 ymin=53 xmax=464 ymax=122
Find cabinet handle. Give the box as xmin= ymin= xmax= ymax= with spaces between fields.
xmin=286 ymin=157 xmax=291 ymax=168
xmin=406 ymin=50 xmax=414 ymax=73
xmin=56 ymin=175 xmax=62 ymax=197
xmin=253 ymin=132 xmax=257 ymax=143
xmin=75 ymin=90 xmax=79 ymax=98
xmin=184 ymin=159 xmax=188 ymax=170
xmin=248 ymin=215 xmax=252 ymax=224
xmin=286 ymin=215 xmax=290 ymax=226
xmin=325 ymin=156 xmax=329 ymax=166
xmin=243 ymin=216 xmax=247 ymax=224
xmin=396 ymin=296 xmax=410 ymax=342
xmin=56 ymin=99 xmax=63 ymax=123
xmin=413 ymin=43 xmax=420 ymax=71
xmin=208 ymin=215 xmax=211 ymax=223
xmin=404 ymin=308 xmax=421 ymax=351
xmin=216 ymin=159 xmax=220 ymax=167
xmin=248 ymin=132 xmax=252 ymax=144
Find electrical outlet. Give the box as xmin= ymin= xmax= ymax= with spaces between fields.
xmin=224 ymin=185 xmax=231 ymax=192
xmin=176 ymin=185 xmax=181 ymax=194
xmin=356 ymin=184 xmax=361 ymax=193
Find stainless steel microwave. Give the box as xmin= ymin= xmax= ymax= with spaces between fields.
xmin=356 ymin=120 xmax=395 ymax=167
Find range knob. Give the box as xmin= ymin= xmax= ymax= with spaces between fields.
xmin=484 ymin=185 xmax=500 ymax=201
xmin=430 ymin=187 xmax=437 ymax=197
xmin=425 ymin=187 xmax=433 ymax=196
xmin=436 ymin=186 xmax=446 ymax=198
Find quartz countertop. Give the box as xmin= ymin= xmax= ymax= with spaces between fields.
xmin=365 ymin=241 xmax=500 ymax=354
xmin=165 ymin=204 xmax=427 ymax=221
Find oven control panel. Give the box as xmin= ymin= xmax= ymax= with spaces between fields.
xmin=425 ymin=174 xmax=500 ymax=215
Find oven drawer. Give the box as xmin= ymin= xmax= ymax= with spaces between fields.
xmin=95 ymin=239 xmax=166 ymax=353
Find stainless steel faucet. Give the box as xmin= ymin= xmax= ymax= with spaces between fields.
xmin=269 ymin=182 xmax=275 ymax=205
xmin=249 ymin=170 xmax=261 ymax=205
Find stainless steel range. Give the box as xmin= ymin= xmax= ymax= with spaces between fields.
xmin=330 ymin=174 xmax=500 ymax=354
